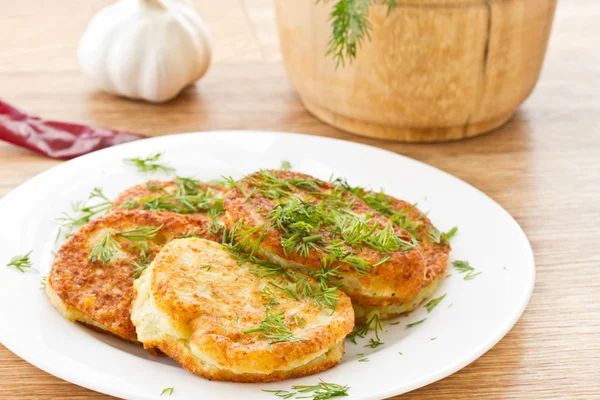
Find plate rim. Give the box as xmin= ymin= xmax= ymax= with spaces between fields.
xmin=0 ymin=130 xmax=536 ymax=400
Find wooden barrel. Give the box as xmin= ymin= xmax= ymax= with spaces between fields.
xmin=274 ymin=0 xmax=557 ymax=142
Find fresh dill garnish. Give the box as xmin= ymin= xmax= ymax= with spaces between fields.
xmin=263 ymin=379 xmax=350 ymax=399
xmin=388 ymin=321 xmax=400 ymax=325
xmin=147 ymin=183 xmax=163 ymax=191
xmin=89 ymin=233 xmax=120 ymax=264
xmin=425 ymin=293 xmax=446 ymax=313
xmin=431 ymin=337 xmax=437 ymax=341
xmin=176 ymin=233 xmax=202 ymax=239
xmin=442 ymin=226 xmax=458 ymax=243
xmin=40 ymin=275 xmax=47 ymax=288
xmin=347 ymin=313 xmax=382 ymax=344
xmin=121 ymin=200 xmax=139 ymax=210
xmin=325 ymin=0 xmax=374 ymax=68
xmin=291 ymin=314 xmax=306 ymax=328
xmin=261 ymin=286 xmax=280 ymax=309
xmin=372 ymin=255 xmax=392 ymax=267
xmin=364 ymin=338 xmax=384 ymax=348
xmin=453 ymin=260 xmax=482 ymax=280
xmin=358 ymin=357 xmax=369 ymax=362
xmin=6 ymin=251 xmax=33 ymax=272
xmin=223 ymin=176 xmax=248 ymax=197
xmin=160 ymin=387 xmax=174 ymax=396
xmin=406 ymin=318 xmax=426 ymax=328
xmin=208 ymin=206 xmax=224 ymax=234
xmin=428 ymin=226 xmax=458 ymax=245
xmin=243 ymin=310 xmax=306 ymax=344
xmin=116 ymin=225 xmax=162 ymax=241
xmin=132 ymin=261 xmax=149 ymax=278
xmin=426 ymin=226 xmax=442 ymax=243
xmin=280 ymin=160 xmax=293 ymax=170
xmin=55 ymin=187 xmax=113 ymax=233
xmin=201 ymin=265 xmax=212 ymax=271
xmin=123 ymin=153 xmax=175 ymax=174
xmin=398 ymin=351 xmax=403 ymax=355
xmin=271 ymin=198 xmax=327 ymax=257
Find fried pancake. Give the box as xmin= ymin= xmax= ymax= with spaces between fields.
xmin=46 ymin=210 xmax=219 ymax=341
xmin=222 ymin=170 xmax=446 ymax=321
xmin=131 ymin=238 xmax=354 ymax=382
xmin=344 ymin=189 xmax=451 ymax=320
xmin=112 ymin=179 xmax=225 ymax=232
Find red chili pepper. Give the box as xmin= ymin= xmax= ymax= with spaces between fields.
xmin=0 ymin=99 xmax=143 ymax=159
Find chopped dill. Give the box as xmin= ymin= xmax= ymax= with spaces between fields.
xmin=263 ymin=379 xmax=349 ymax=399
xmin=364 ymin=338 xmax=384 ymax=348
xmin=89 ymin=233 xmax=120 ymax=264
xmin=406 ymin=318 xmax=426 ymax=328
xmin=442 ymin=226 xmax=458 ymax=243
xmin=121 ymin=200 xmax=139 ymax=210
xmin=280 ymin=160 xmax=293 ymax=170
xmin=116 ymin=225 xmax=162 ymax=241
xmin=243 ymin=310 xmax=306 ymax=344
xmin=123 ymin=153 xmax=175 ymax=174
xmin=6 ymin=251 xmax=33 ymax=272
xmin=132 ymin=261 xmax=149 ymax=279
xmin=55 ymin=187 xmax=113 ymax=233
xmin=347 ymin=313 xmax=382 ymax=344
xmin=453 ymin=260 xmax=482 ymax=280
xmin=425 ymin=293 xmax=446 ymax=313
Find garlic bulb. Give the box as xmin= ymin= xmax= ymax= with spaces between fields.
xmin=78 ymin=0 xmax=212 ymax=103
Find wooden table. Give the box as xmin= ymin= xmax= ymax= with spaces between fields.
xmin=1 ymin=1 xmax=598 ymax=399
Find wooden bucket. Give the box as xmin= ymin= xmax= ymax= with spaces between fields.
xmin=274 ymin=0 xmax=557 ymax=142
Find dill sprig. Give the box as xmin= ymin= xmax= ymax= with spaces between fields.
xmin=425 ymin=293 xmax=446 ymax=313
xmin=324 ymin=0 xmax=399 ymax=67
xmin=132 ymin=261 xmax=149 ymax=279
xmin=40 ymin=275 xmax=47 ymax=288
xmin=364 ymin=338 xmax=384 ymax=348
xmin=442 ymin=226 xmax=458 ymax=243
xmin=453 ymin=260 xmax=482 ymax=280
xmin=406 ymin=318 xmax=426 ymax=328
xmin=347 ymin=313 xmax=382 ymax=344
xmin=243 ymin=310 xmax=306 ymax=344
xmin=427 ymin=226 xmax=458 ymax=245
xmin=89 ymin=233 xmax=120 ymax=264
xmin=120 ymin=200 xmax=139 ymax=210
xmin=116 ymin=225 xmax=162 ymax=241
xmin=55 ymin=187 xmax=113 ymax=233
xmin=6 ymin=251 xmax=33 ymax=272
xmin=280 ymin=160 xmax=293 ymax=170
xmin=263 ymin=379 xmax=350 ymax=400
xmin=160 ymin=387 xmax=174 ymax=396
xmin=123 ymin=153 xmax=175 ymax=174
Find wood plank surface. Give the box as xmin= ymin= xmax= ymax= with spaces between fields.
xmin=0 ymin=0 xmax=599 ymax=399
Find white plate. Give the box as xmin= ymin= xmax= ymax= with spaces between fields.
xmin=0 ymin=131 xmax=534 ymax=400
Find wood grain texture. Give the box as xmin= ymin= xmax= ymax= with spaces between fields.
xmin=274 ymin=0 xmax=557 ymax=142
xmin=0 ymin=0 xmax=599 ymax=399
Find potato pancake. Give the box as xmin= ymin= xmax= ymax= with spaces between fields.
xmin=46 ymin=210 xmax=219 ymax=341
xmin=112 ymin=178 xmax=225 ymax=234
xmin=131 ymin=238 xmax=353 ymax=382
xmin=222 ymin=170 xmax=450 ymax=321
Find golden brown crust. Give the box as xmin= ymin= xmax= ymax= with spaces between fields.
xmin=222 ymin=170 xmax=429 ymax=306
xmin=148 ymin=338 xmax=345 ymax=383
xmin=381 ymin=195 xmax=450 ymax=287
xmin=131 ymin=238 xmax=354 ymax=382
xmin=47 ymin=210 xmax=218 ymax=340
